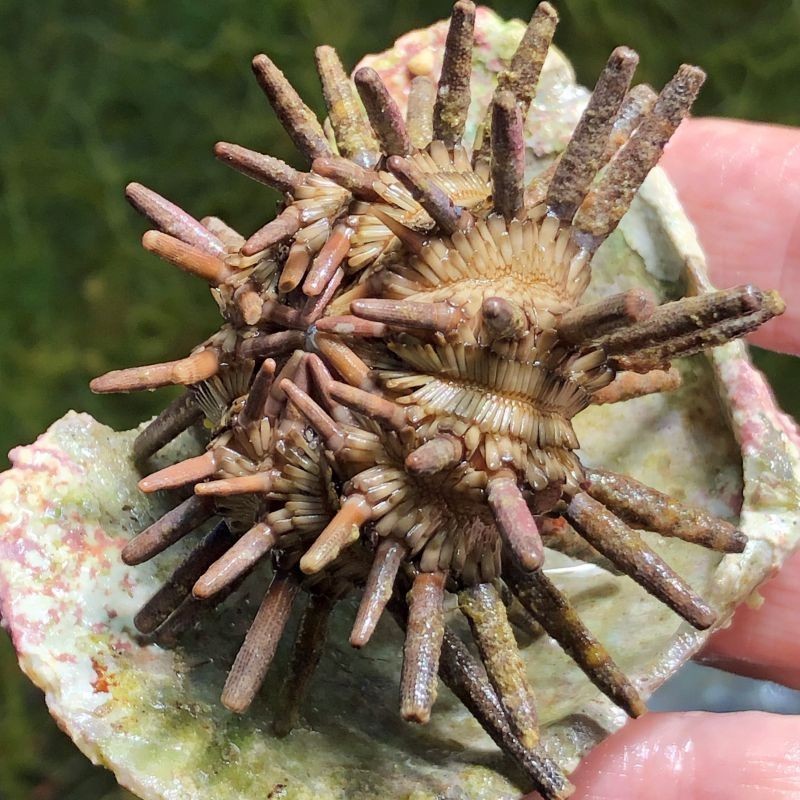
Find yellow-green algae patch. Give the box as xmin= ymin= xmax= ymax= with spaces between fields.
xmin=2 ymin=9 xmax=800 ymax=800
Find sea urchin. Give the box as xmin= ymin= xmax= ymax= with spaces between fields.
xmin=89 ymin=3 xmax=785 ymax=798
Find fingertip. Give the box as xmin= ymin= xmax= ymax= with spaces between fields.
xmin=699 ymin=549 xmax=800 ymax=689
xmin=571 ymin=711 xmax=800 ymax=799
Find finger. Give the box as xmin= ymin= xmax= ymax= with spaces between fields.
xmin=696 ymin=548 xmax=800 ymax=689
xmin=661 ymin=117 xmax=800 ymax=354
xmin=562 ymin=711 xmax=800 ymax=800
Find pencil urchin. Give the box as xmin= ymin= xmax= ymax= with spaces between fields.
xmin=89 ymin=2 xmax=784 ymax=798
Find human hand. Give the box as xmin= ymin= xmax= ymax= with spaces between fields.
xmin=556 ymin=118 xmax=800 ymax=799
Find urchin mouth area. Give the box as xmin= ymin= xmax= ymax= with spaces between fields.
xmin=84 ymin=1 xmax=788 ymax=798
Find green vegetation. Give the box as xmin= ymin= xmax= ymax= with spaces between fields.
xmin=1 ymin=1 xmax=798 ymax=797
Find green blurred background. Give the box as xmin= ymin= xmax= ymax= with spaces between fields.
xmin=1 ymin=0 xmax=798 ymax=797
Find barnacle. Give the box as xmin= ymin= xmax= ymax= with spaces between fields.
xmin=90 ymin=2 xmax=785 ymax=798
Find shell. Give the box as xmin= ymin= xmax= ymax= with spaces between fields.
xmin=1 ymin=5 xmax=799 ymax=800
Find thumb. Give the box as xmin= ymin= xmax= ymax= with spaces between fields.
xmin=562 ymin=711 xmax=800 ymax=799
